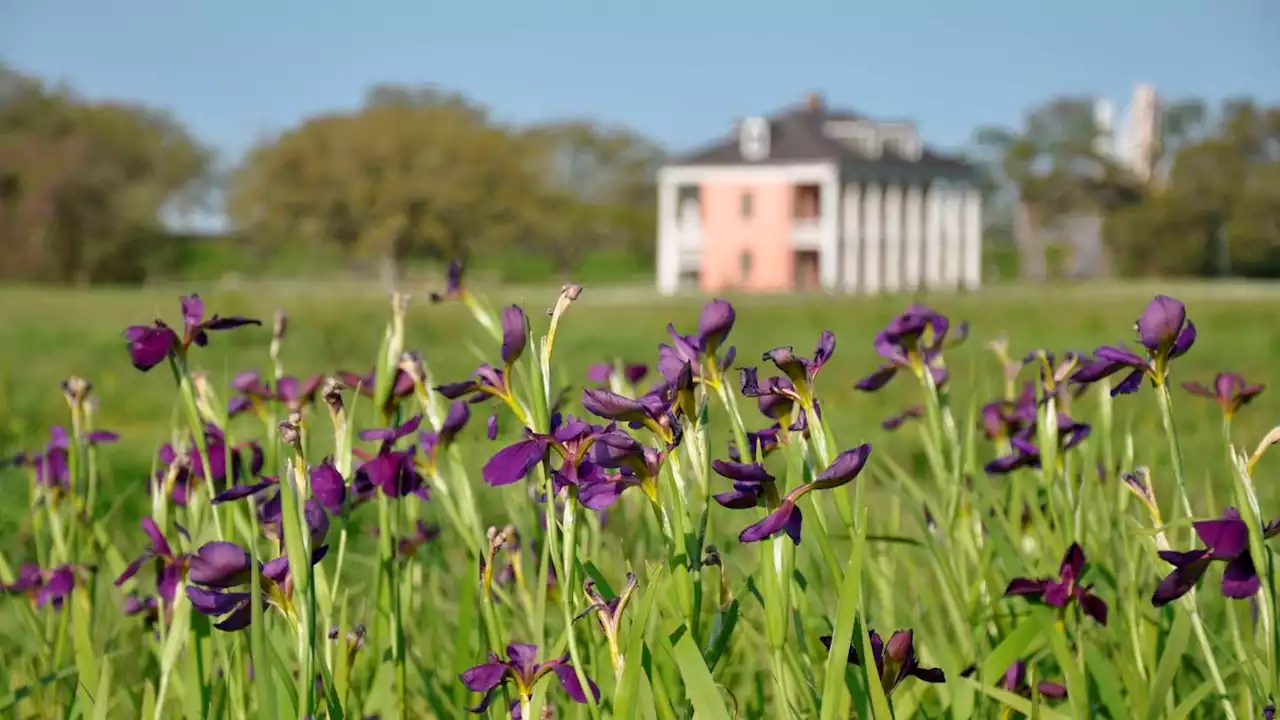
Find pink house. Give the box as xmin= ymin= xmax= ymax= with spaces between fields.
xmin=656 ymin=93 xmax=984 ymax=295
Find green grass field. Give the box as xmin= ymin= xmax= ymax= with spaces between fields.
xmin=4 ymin=279 xmax=1278 ymax=497
xmin=4 ymin=278 xmax=1280 ymax=718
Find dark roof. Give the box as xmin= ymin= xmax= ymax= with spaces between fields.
xmin=668 ymin=100 xmax=977 ymax=182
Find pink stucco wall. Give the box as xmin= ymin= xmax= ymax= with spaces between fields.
xmin=698 ymin=181 xmax=795 ymax=292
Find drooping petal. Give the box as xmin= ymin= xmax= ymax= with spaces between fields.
xmin=582 ymin=389 xmax=648 ymax=422
xmin=854 ymin=365 xmax=898 ymax=392
xmin=739 ymin=500 xmax=800 ymax=545
xmin=1151 ymin=554 xmax=1212 ymax=607
xmin=712 ymin=489 xmax=761 ymax=509
xmin=1221 ymin=553 xmax=1262 ymax=599
xmin=310 ymin=460 xmax=347 ymax=514
xmin=124 ymin=325 xmax=179 ymax=371
xmin=1078 ymin=589 xmax=1109 ymax=625
xmin=552 ymin=663 xmax=600 ymax=704
xmin=187 ymin=542 xmax=253 ymax=588
xmin=710 ymin=460 xmax=774 ymax=485
xmin=459 ymin=660 xmax=508 ymax=694
xmin=814 ymin=444 xmax=871 ymax=489
xmin=482 ymin=438 xmax=550 ymax=487
xmin=1168 ymin=320 xmax=1196 ymax=359
xmin=1004 ymin=578 xmax=1047 ymax=598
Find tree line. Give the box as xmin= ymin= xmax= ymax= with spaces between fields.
xmin=2 ymin=61 xmax=1277 ymax=285
xmin=975 ymin=96 xmax=1280 ymax=279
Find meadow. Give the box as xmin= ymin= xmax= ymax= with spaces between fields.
xmin=2 ymin=274 xmax=1280 ymax=719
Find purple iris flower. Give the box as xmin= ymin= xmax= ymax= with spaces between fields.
xmin=115 ymin=517 xmax=190 ymax=609
xmin=3 ymin=563 xmax=79 ymax=610
xmin=338 ymin=368 xmax=417 ymax=417
xmin=1181 ymin=372 xmax=1265 ymax=420
xmin=980 ymin=382 xmax=1039 ymax=442
xmin=6 ymin=426 xmax=119 ymax=491
xmin=482 ymin=414 xmax=611 ymax=492
xmin=657 ymin=299 xmax=738 ymax=385
xmin=855 ymin=304 xmax=964 ymax=392
xmin=1001 ymin=660 xmax=1068 ymax=701
xmin=351 ymin=416 xmax=429 ymax=500
xmin=726 ymin=444 xmax=871 ymax=545
xmin=882 ymin=405 xmax=925 ymax=431
xmin=459 ymin=642 xmax=600 ymax=714
xmin=185 ymin=533 xmax=329 ymax=632
xmin=395 ymin=520 xmax=441 ymax=557
xmin=741 ymin=330 xmax=836 ymax=406
xmin=1070 ymin=294 xmax=1196 ymax=395
xmin=1005 ymin=543 xmax=1108 ymax=625
xmin=587 ymin=361 xmax=649 ymax=388
xmin=228 ymin=372 xmax=325 ymax=417
xmin=736 ymin=425 xmax=785 ymax=461
xmin=984 ymin=413 xmax=1090 ymax=475
xmin=1152 ymin=507 xmax=1280 ymax=607
xmin=819 ymin=629 xmax=945 ymax=696
xmin=428 ymin=260 xmax=466 ymax=303
xmin=124 ymin=294 xmax=260 ymax=371
xmin=416 ymin=401 xmax=472 ymax=470
xmin=577 ymin=433 xmax=668 ymax=510
xmin=153 ymin=426 xmax=264 ymax=506
xmin=1021 ymin=350 xmax=1091 ymax=402
xmin=581 ymin=374 xmax=685 ymax=442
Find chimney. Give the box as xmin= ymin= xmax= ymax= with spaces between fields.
xmin=804 ymin=92 xmax=824 ymax=112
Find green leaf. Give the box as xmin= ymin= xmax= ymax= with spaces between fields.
xmin=666 ymin=624 xmax=730 ymax=720
xmin=978 ymin=614 xmax=1044 ymax=685
xmin=701 ymin=598 xmax=740 ymax=670
xmin=1045 ymin=615 xmax=1088 ymax=719
xmin=1166 ymin=671 xmax=1235 ymax=720
xmin=70 ymin=590 xmax=100 ymax=706
xmin=1144 ymin=608 xmax=1192 ymax=720
xmin=614 ymin=568 xmax=663 ymax=720
xmin=1083 ymin=644 xmax=1128 ymax=720
xmin=819 ymin=505 xmax=871 ymax=720
xmin=91 ymin=657 xmax=111 ymax=720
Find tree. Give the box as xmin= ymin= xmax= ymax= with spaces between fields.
xmin=519 ymin=120 xmax=665 ymax=274
xmin=974 ymin=97 xmax=1127 ymax=280
xmin=1106 ymin=99 xmax=1280 ymax=277
xmin=0 ymin=65 xmax=211 ymax=284
xmin=227 ymin=85 xmax=542 ymax=284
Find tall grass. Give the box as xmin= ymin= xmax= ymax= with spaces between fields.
xmin=1 ymin=275 xmax=1278 ymax=718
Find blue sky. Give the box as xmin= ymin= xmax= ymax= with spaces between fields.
xmin=4 ymin=0 xmax=1277 ymax=166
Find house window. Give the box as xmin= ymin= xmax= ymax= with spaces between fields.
xmin=740 ymin=249 xmax=752 ymax=280
xmin=740 ymin=191 xmax=754 ymax=219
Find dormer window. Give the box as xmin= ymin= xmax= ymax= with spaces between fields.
xmin=824 ymin=121 xmax=880 ymax=159
xmin=739 ymin=116 xmax=770 ymax=161
xmin=878 ymin=123 xmax=921 ymax=161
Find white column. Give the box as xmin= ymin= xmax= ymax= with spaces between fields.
xmin=818 ymin=172 xmax=840 ymax=290
xmin=862 ymin=182 xmax=882 ymax=294
xmin=882 ymin=184 xmax=903 ymax=293
xmin=903 ymin=185 xmax=923 ymax=290
xmin=656 ymin=175 xmax=679 ymax=294
xmin=923 ymin=183 xmax=944 ymax=289
xmin=943 ymin=186 xmax=964 ymax=289
xmin=963 ymin=186 xmax=983 ymax=290
xmin=841 ymin=184 xmax=861 ymax=292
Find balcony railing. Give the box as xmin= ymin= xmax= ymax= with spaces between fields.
xmin=791 ymin=218 xmax=821 ymax=248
